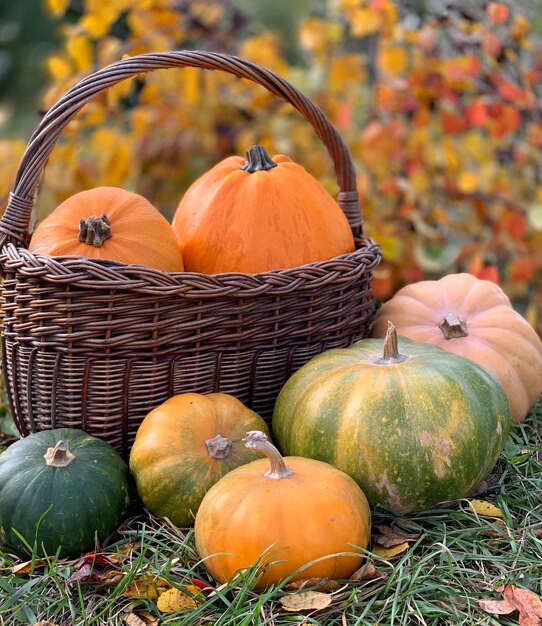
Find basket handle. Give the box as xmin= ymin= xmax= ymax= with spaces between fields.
xmin=0 ymin=50 xmax=362 ymax=249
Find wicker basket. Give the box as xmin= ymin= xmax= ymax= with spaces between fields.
xmin=0 ymin=51 xmax=382 ymax=457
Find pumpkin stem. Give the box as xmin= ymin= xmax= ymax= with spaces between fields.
xmin=44 ymin=440 xmax=76 ymax=467
xmin=78 ymin=214 xmax=112 ymax=247
xmin=241 ymin=145 xmax=278 ymax=173
xmin=243 ymin=431 xmax=293 ymax=480
xmin=205 ymin=433 xmax=233 ymax=460
xmin=439 ymin=313 xmax=469 ymax=339
xmin=371 ymin=321 xmax=409 ymax=365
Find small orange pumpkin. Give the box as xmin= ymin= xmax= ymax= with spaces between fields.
xmin=194 ymin=430 xmax=371 ymax=587
xmin=172 ymin=145 xmax=355 ymax=274
xmin=129 ymin=393 xmax=271 ymax=528
xmin=29 ymin=186 xmax=184 ymax=272
xmin=371 ymin=273 xmax=542 ymax=421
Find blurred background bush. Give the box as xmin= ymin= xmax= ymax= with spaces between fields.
xmin=1 ymin=0 xmax=541 ymax=334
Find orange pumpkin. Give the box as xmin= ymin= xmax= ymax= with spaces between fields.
xmin=129 ymin=393 xmax=271 ymax=528
xmin=29 ymin=186 xmax=184 ymax=272
xmin=172 ymin=145 xmax=355 ymax=274
xmin=194 ymin=430 xmax=371 ymax=588
xmin=371 ymin=273 xmax=542 ymax=422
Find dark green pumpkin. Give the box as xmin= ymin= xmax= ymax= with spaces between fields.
xmin=272 ymin=323 xmax=511 ymax=512
xmin=0 ymin=428 xmax=130 ymax=557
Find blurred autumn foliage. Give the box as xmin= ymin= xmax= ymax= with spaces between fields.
xmin=1 ymin=0 xmax=542 ymax=334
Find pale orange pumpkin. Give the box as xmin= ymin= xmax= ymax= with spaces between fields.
xmin=371 ymin=273 xmax=542 ymax=422
xmin=29 ymin=186 xmax=184 ymax=272
xmin=194 ymin=430 xmax=371 ymax=588
xmin=172 ymin=145 xmax=355 ymax=274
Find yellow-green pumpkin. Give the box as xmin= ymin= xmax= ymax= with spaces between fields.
xmin=272 ymin=323 xmax=511 ymax=512
xmin=129 ymin=393 xmax=271 ymax=527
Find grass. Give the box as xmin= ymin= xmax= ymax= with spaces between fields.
xmin=0 ymin=402 xmax=540 ymax=626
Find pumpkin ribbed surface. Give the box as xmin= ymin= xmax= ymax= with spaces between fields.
xmin=172 ymin=146 xmax=355 ymax=274
xmin=0 ymin=428 xmax=130 ymax=557
xmin=195 ymin=432 xmax=370 ymax=587
xmin=272 ymin=331 xmax=511 ymax=512
xmin=371 ymin=273 xmax=542 ymax=421
xmin=129 ymin=393 xmax=271 ymax=527
xmin=29 ymin=186 xmax=184 ymax=272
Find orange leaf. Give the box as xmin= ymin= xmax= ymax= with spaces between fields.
xmin=465 ymin=98 xmax=488 ymax=127
xmin=486 ymin=2 xmax=510 ymax=24
xmin=472 ymin=265 xmax=500 ymax=284
xmin=500 ymin=210 xmax=528 ymax=240
xmin=457 ymin=171 xmax=479 ymax=194
xmin=478 ymin=597 xmax=516 ymax=615
xmin=508 ymin=258 xmax=536 ymax=282
xmin=441 ymin=110 xmax=467 ymax=135
xmin=479 ymin=585 xmax=542 ymax=625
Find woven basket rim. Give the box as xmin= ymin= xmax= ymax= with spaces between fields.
xmin=1 ymin=238 xmax=381 ymax=297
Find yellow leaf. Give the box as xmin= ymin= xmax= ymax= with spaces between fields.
xmin=123 ymin=574 xmax=171 ymax=600
xmin=47 ymin=56 xmax=73 ymax=81
xmin=299 ymin=17 xmax=342 ymax=55
xmin=81 ymin=10 xmax=116 ymax=38
xmin=10 ymin=559 xmax=46 ymax=575
xmin=378 ymin=45 xmax=409 ymax=77
xmin=66 ymin=34 xmax=93 ymax=72
xmin=371 ymin=541 xmax=410 ymax=559
xmin=469 ymin=500 xmax=504 ymax=518
xmin=279 ymin=591 xmax=333 ymax=612
xmin=463 ymin=131 xmax=490 ymax=161
xmin=183 ymin=67 xmax=201 ymax=105
xmin=157 ymin=585 xmax=202 ymax=613
xmin=329 ymin=54 xmax=366 ymax=93
xmin=47 ymin=0 xmax=69 ymax=16
xmin=349 ymin=8 xmax=382 ymax=38
xmin=377 ymin=234 xmax=404 ymax=263
xmin=457 ymin=171 xmax=479 ymax=194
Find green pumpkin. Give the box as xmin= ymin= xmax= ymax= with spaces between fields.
xmin=0 ymin=428 xmax=130 ymax=557
xmin=272 ymin=323 xmax=511 ymax=512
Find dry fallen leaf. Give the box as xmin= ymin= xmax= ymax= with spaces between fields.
xmin=350 ymin=561 xmax=388 ymax=582
xmin=469 ymin=500 xmax=504 ymax=518
xmin=156 ymin=585 xmax=202 ymax=613
xmin=477 ymin=597 xmax=516 ymax=615
xmin=478 ymin=584 xmax=542 ymax=625
xmin=285 ymin=578 xmax=341 ymax=592
xmin=32 ymin=622 xmax=60 ymax=626
xmin=123 ymin=574 xmax=172 ymax=600
xmin=371 ymin=542 xmax=410 ymax=559
xmin=373 ymin=525 xmax=419 ymax=548
xmin=279 ymin=591 xmax=333 ymax=612
xmin=124 ymin=610 xmax=159 ymax=626
xmin=11 ymin=559 xmax=46 ymax=575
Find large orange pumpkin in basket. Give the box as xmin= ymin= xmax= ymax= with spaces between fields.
xmin=29 ymin=186 xmax=184 ymax=272
xmin=371 ymin=273 xmax=542 ymax=422
xmin=172 ymin=144 xmax=355 ymax=274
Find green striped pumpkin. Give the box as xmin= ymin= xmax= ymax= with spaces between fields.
xmin=0 ymin=429 xmax=130 ymax=557
xmin=272 ymin=323 xmax=511 ymax=512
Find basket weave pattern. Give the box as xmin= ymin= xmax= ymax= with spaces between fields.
xmin=0 ymin=51 xmax=381 ymax=456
